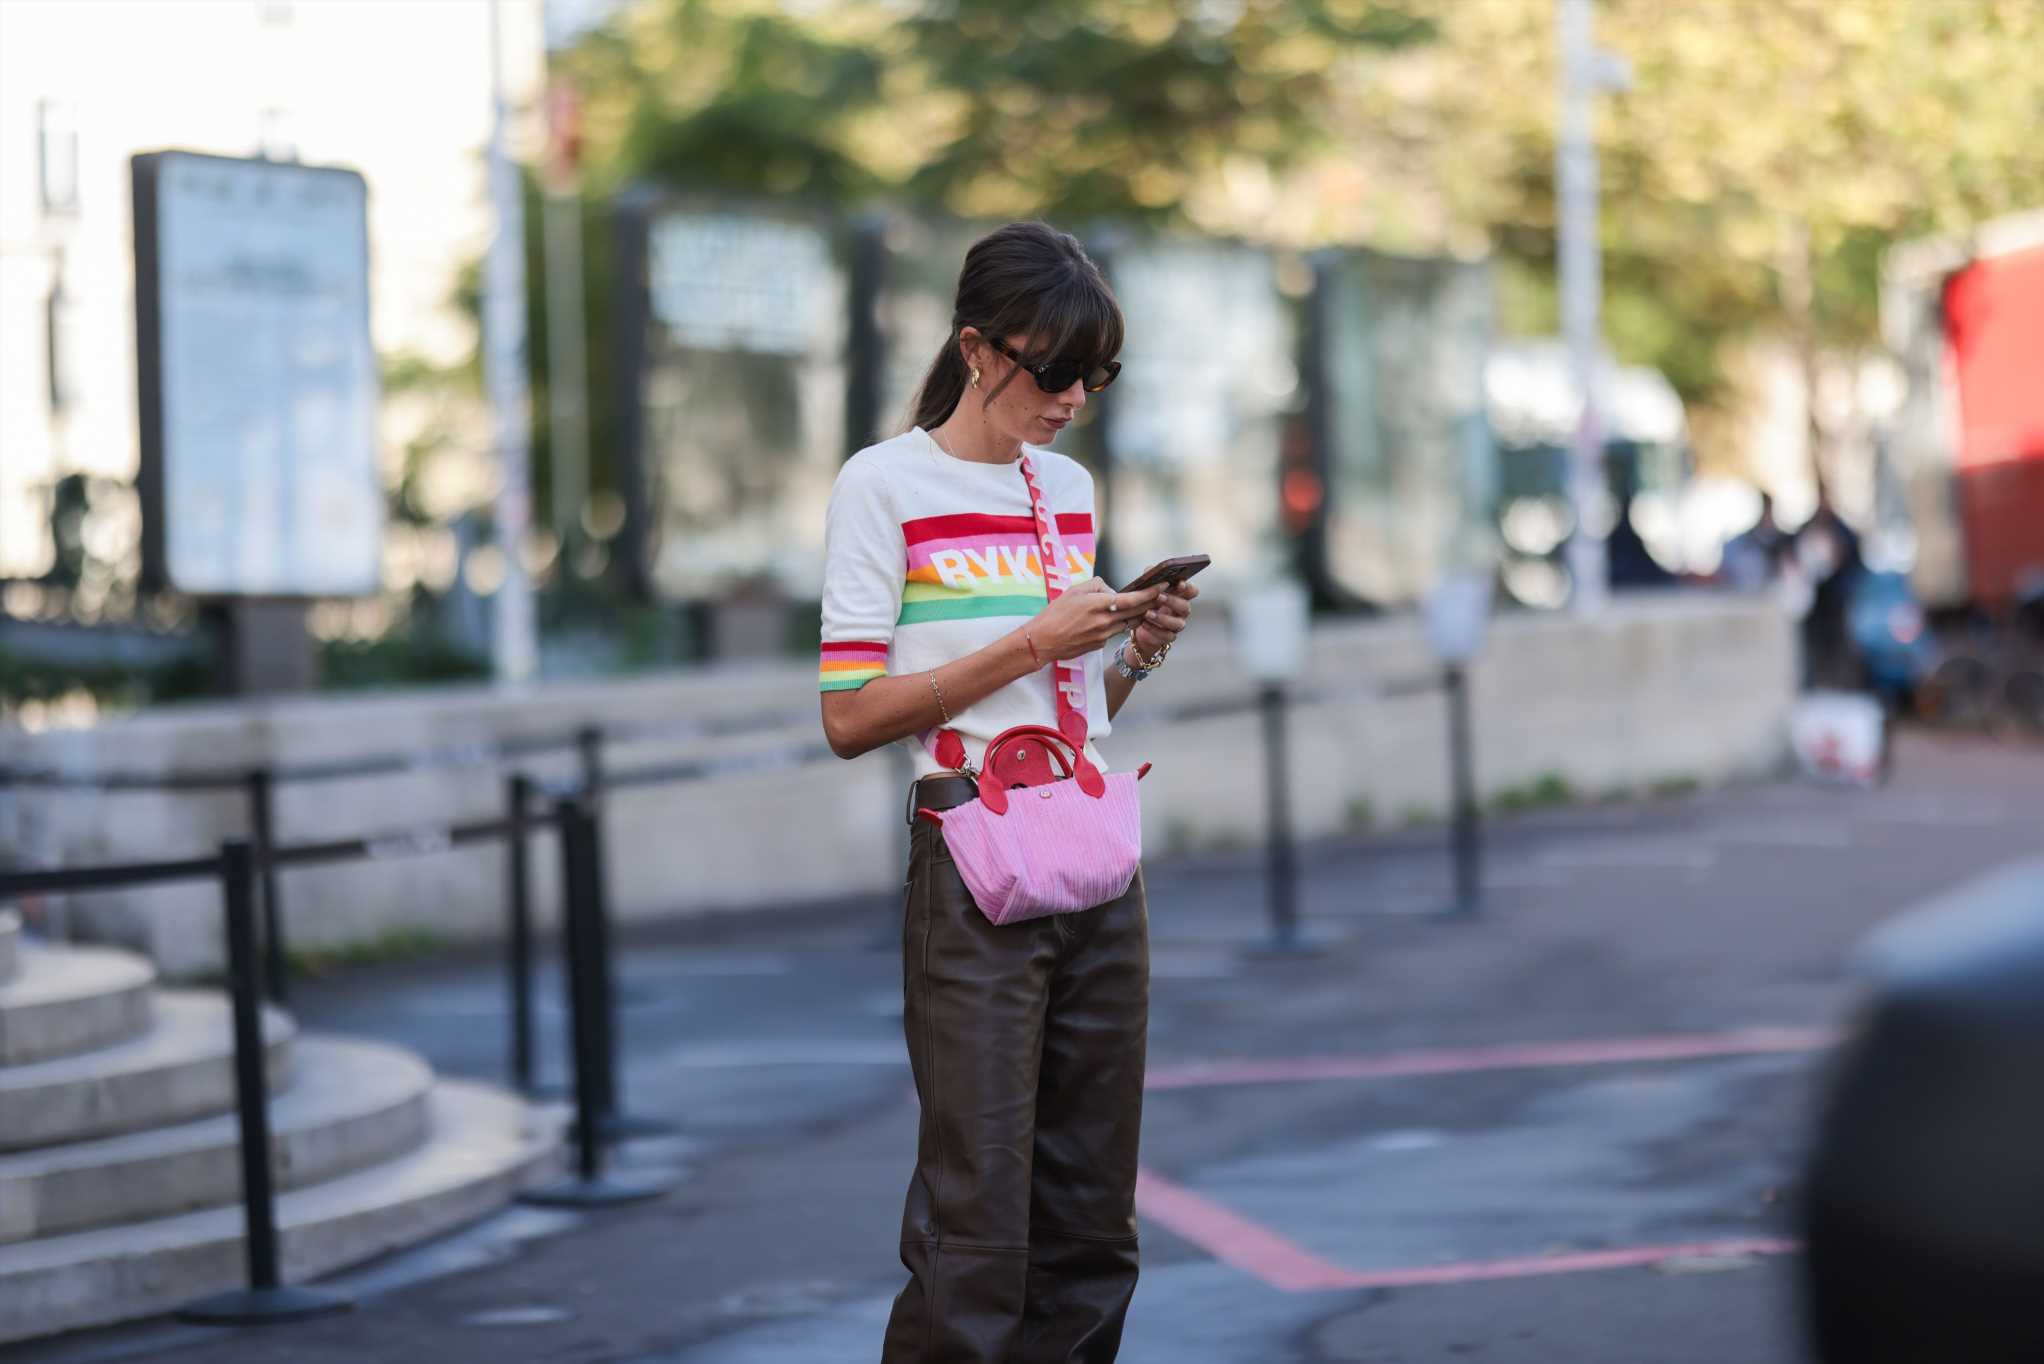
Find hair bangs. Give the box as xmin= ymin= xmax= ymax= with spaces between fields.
xmin=1020 ymin=265 xmax=1123 ymax=369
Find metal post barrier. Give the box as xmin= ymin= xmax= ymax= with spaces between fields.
xmin=574 ymin=725 xmax=674 ymax=1141
xmin=245 ymin=768 xmax=290 ymax=1006
xmin=176 ymin=840 xmax=352 ymax=1324
xmin=519 ymin=799 xmax=668 ymax=1208
xmin=1254 ymin=682 xmax=1307 ymax=954
xmin=579 ymin=781 xmax=675 ymax=1141
xmin=505 ymin=772 xmax=537 ymax=1095
xmin=1443 ymin=664 xmax=1483 ymax=919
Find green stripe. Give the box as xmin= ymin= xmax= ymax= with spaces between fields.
xmin=819 ymin=676 xmax=880 ymax=692
xmin=897 ymin=595 xmax=1046 ymax=625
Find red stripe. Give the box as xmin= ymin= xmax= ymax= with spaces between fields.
xmin=1136 ymin=1168 xmax=1361 ymax=1292
xmin=819 ymin=641 xmax=890 ymax=656
xmin=1318 ymin=1238 xmax=1802 ymax=1290
xmin=1136 ymin=1167 xmax=1801 ymax=1294
xmin=901 ymin=512 xmax=1092 ymax=546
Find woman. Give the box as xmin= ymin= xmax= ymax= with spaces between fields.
xmin=818 ymin=221 xmax=1198 ymax=1362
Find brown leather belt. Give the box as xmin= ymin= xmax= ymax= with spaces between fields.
xmin=905 ymin=773 xmax=979 ymax=826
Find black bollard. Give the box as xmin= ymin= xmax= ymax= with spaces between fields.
xmin=177 ymin=840 xmax=351 ymax=1324
xmin=505 ymin=773 xmax=536 ymax=1095
xmin=1442 ymin=664 xmax=1482 ymax=919
xmin=246 ymin=768 xmax=290 ymax=1005
xmin=1263 ymin=683 xmax=1299 ymax=947
xmin=575 ymin=728 xmax=675 ymax=1141
xmin=520 ymin=801 xmax=669 ymax=1208
xmin=1241 ymin=682 xmax=1320 ymax=959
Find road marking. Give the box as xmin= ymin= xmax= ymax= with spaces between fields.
xmin=1135 ymin=1167 xmax=1364 ymax=1292
xmin=1709 ymin=821 xmax=1857 ymax=849
xmin=1539 ymin=840 xmax=1717 ymax=871
xmin=1138 ymin=1027 xmax=1830 ymax=1292
xmin=1857 ymin=798 xmax=2014 ymax=827
xmin=1136 ymin=1167 xmax=1800 ymax=1293
xmin=1313 ymin=1237 xmax=1803 ymax=1289
xmin=1144 ymin=1026 xmax=1839 ymax=1091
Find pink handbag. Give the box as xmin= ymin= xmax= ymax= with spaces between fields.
xmin=914 ymin=451 xmax=1148 ymax=926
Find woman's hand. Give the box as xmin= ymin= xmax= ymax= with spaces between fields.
xmin=1028 ymin=579 xmax=1165 ymax=661
xmin=1130 ymin=581 xmax=1199 ymax=664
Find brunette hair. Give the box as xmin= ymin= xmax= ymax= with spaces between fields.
xmin=907 ymin=222 xmax=1123 ymax=432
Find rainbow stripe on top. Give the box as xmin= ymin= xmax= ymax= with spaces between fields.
xmin=818 ymin=641 xmax=888 ymax=692
xmin=900 ymin=512 xmax=1095 ymax=626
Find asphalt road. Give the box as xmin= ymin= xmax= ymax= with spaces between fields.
xmin=10 ymin=730 xmax=2042 ymax=1364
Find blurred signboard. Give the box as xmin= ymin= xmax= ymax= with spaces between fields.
xmin=648 ymin=211 xmax=834 ymax=355
xmin=1317 ymin=251 xmax=1493 ymax=607
xmin=1104 ymin=242 xmax=1296 ymax=592
xmin=636 ymin=203 xmax=846 ymax=599
xmin=133 ymin=150 xmax=381 ymax=598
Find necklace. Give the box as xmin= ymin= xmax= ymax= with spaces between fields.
xmin=928 ymin=423 xmax=1017 ymax=466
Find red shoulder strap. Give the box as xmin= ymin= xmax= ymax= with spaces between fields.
xmin=923 ymin=447 xmax=1089 ymax=772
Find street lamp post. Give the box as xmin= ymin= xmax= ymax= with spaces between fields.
xmin=1556 ymin=0 xmax=1628 ymax=616
xmin=485 ymin=0 xmax=538 ymax=684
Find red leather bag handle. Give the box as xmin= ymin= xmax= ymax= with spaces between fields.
xmin=977 ymin=723 xmax=1106 ymax=814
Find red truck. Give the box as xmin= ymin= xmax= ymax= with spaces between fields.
xmin=1884 ymin=214 xmax=2044 ymax=622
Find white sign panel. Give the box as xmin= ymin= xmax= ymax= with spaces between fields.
xmin=144 ymin=152 xmax=381 ymax=597
xmin=647 ymin=211 xmax=834 ymax=355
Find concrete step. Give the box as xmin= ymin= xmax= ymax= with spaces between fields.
xmin=0 ymin=945 xmax=156 ymax=1066
xmin=0 ymin=1036 xmax=432 ymax=1244
xmin=0 ymin=992 xmax=293 ymax=1152
xmin=0 ymin=1079 xmax=565 ymax=1344
xmin=0 ymin=911 xmax=18 ymax=983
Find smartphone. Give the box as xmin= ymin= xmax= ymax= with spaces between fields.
xmin=1119 ymin=554 xmax=1211 ymax=595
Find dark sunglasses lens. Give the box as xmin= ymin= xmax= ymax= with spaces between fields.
xmin=1030 ymin=359 xmax=1119 ymax=393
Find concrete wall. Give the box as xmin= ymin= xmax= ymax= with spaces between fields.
xmin=0 ymin=595 xmax=1796 ymax=978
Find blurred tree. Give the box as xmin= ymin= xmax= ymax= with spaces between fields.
xmin=560 ymin=0 xmax=1435 ymax=222
xmin=1327 ymin=0 xmax=2044 ymax=429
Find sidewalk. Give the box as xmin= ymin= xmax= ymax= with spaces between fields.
xmin=8 ymin=731 xmax=2042 ymax=1364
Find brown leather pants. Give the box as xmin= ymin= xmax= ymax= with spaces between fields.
xmin=882 ymin=775 xmax=1149 ymax=1364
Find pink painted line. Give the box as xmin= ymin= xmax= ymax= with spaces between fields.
xmin=1136 ymin=1166 xmax=1800 ymax=1294
xmin=1313 ymin=1237 xmax=1803 ymax=1290
xmin=1135 ymin=1167 xmax=1365 ymax=1292
xmin=1144 ymin=1026 xmax=1840 ymax=1092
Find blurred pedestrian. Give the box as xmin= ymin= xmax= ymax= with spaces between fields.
xmin=1720 ymin=489 xmax=1787 ymax=591
xmin=1794 ymin=489 xmax=1867 ymax=689
xmin=818 ymin=222 xmax=1196 ymax=1363
xmin=1606 ymin=501 xmax=1678 ymax=588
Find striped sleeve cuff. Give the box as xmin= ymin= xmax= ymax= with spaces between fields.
xmin=819 ymin=641 xmax=889 ymax=692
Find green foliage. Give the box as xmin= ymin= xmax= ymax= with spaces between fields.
xmin=1340 ymin=0 xmax=2044 ymax=411
xmin=0 ymin=641 xmax=212 ymax=713
xmin=1489 ymin=771 xmax=1575 ymax=814
xmin=1344 ymin=795 xmax=1376 ymax=832
xmin=316 ymin=627 xmax=490 ymax=691
xmin=564 ymin=0 xmax=1434 ymax=221
xmin=1648 ymin=774 xmax=1703 ymax=800
xmin=287 ymin=927 xmax=451 ymax=980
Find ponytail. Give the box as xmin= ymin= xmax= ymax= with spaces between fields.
xmin=908 ymin=333 xmax=969 ymax=433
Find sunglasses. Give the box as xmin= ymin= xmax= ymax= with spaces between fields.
xmin=985 ymin=336 xmax=1121 ymax=394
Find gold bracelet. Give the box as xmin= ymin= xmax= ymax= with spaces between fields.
xmin=1130 ymin=633 xmax=1172 ymax=671
xmin=928 ymin=670 xmax=953 ymax=725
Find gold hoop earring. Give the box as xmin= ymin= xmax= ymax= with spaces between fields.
xmin=969 ymin=367 xmax=981 ymax=388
